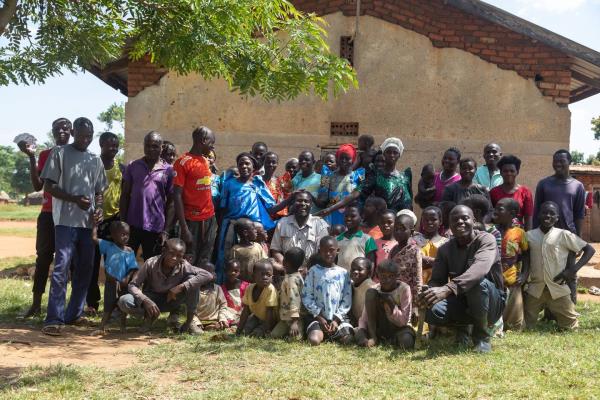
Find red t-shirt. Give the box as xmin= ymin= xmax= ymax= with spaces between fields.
xmin=490 ymin=185 xmax=534 ymax=224
xmin=38 ymin=149 xmax=53 ymax=213
xmin=173 ymin=153 xmax=215 ymax=221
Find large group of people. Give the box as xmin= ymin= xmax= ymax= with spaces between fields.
xmin=17 ymin=116 xmax=596 ymax=353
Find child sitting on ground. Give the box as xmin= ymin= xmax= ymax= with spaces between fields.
xmin=221 ymin=259 xmax=250 ymax=327
xmin=415 ymin=206 xmax=448 ymax=284
xmin=231 ymin=218 xmax=268 ymax=282
xmin=92 ymin=221 xmax=139 ymax=334
xmin=414 ymin=164 xmax=436 ymax=209
xmin=302 ymin=236 xmax=353 ymax=345
xmin=356 ymin=259 xmax=414 ymax=349
xmin=493 ymin=198 xmax=529 ymax=331
xmin=336 ymin=205 xmax=377 ymax=271
xmin=236 ymin=259 xmax=278 ymax=337
xmin=271 ymin=247 xmax=306 ymax=340
xmin=350 ymin=257 xmax=377 ymax=326
xmin=194 ymin=262 xmax=229 ymax=332
xmin=389 ymin=212 xmax=422 ymax=323
xmin=524 ymin=202 xmax=595 ymax=330
xmin=374 ymin=210 xmax=397 ymax=281
xmin=360 ymin=196 xmax=387 ymax=239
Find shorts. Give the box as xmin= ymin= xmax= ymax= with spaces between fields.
xmin=305 ymin=314 xmax=353 ymax=341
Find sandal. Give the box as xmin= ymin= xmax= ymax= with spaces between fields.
xmin=41 ymin=325 xmax=62 ymax=336
xmin=589 ymin=286 xmax=600 ymax=296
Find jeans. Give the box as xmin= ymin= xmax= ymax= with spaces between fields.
xmin=117 ymin=288 xmax=200 ymax=318
xmin=32 ymin=212 xmax=55 ymax=294
xmin=426 ymin=279 xmax=506 ymax=341
xmin=129 ymin=226 xmax=161 ymax=261
xmin=44 ymin=225 xmax=95 ymax=326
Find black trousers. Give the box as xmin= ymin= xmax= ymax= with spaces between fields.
xmin=32 ymin=212 xmax=55 ymax=294
xmin=129 ymin=226 xmax=162 ymax=261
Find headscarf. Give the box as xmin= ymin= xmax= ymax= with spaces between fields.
xmin=236 ymin=152 xmax=259 ymax=170
xmin=381 ymin=137 xmax=404 ymax=157
xmin=396 ymin=209 xmax=417 ymax=228
xmin=336 ymin=143 xmax=357 ymax=163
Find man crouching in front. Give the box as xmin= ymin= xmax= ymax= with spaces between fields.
xmin=118 ymin=238 xmax=211 ymax=335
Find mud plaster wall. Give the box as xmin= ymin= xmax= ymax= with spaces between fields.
xmin=124 ymin=13 xmax=571 ymax=194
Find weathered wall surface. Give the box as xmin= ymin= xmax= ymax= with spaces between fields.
xmin=124 ymin=13 xmax=571 ymax=192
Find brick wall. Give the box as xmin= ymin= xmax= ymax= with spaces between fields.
xmin=293 ymin=0 xmax=572 ymax=105
xmin=127 ymin=55 xmax=167 ymax=97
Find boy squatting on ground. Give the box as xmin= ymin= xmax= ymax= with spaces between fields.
xmin=92 ymin=221 xmax=139 ymax=334
xmin=271 ymin=247 xmax=306 ymax=340
xmin=236 ymin=259 xmax=279 ymax=337
xmin=301 ymin=236 xmax=353 ymax=346
xmin=355 ymin=259 xmax=415 ymax=349
xmin=117 ymin=239 xmax=212 ymax=335
xmin=524 ymin=201 xmax=595 ymax=329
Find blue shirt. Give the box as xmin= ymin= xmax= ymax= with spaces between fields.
xmin=473 ymin=165 xmax=503 ymax=190
xmin=301 ymin=264 xmax=352 ymax=321
xmin=98 ymin=239 xmax=139 ymax=281
xmin=219 ymin=175 xmax=277 ymax=230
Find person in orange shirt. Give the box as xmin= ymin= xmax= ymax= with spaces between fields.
xmin=173 ymin=127 xmax=217 ymax=267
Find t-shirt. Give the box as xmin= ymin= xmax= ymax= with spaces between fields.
xmin=242 ymin=283 xmax=278 ymax=321
xmin=231 ymin=243 xmax=268 ymax=282
xmin=38 ymin=149 xmax=53 ymax=213
xmin=40 ymin=144 xmax=107 ymax=228
xmin=361 ymin=225 xmax=383 ymax=240
xmin=352 ymin=278 xmax=377 ymax=322
xmin=123 ymin=158 xmax=174 ymax=232
xmin=473 ymin=165 xmax=503 ymax=190
xmin=490 ymin=185 xmax=534 ymax=226
xmin=98 ymin=239 xmax=139 ymax=281
xmin=374 ymin=238 xmax=397 ymax=273
xmin=336 ymin=230 xmax=377 ymax=272
xmin=102 ymin=163 xmax=123 ymax=219
xmin=173 ymin=153 xmax=215 ymax=221
xmin=442 ymin=182 xmax=489 ymax=205
xmin=533 ymin=176 xmax=586 ymax=234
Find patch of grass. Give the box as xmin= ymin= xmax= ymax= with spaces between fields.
xmin=0 ymin=227 xmax=36 ymax=238
xmin=0 ymin=205 xmax=40 ymax=221
xmin=1 ymin=274 xmax=600 ymax=399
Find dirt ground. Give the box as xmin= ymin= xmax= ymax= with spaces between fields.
xmin=0 ymin=324 xmax=171 ymax=375
xmin=0 ymin=221 xmax=36 ymax=258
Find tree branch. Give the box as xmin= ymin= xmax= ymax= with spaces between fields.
xmin=0 ymin=0 xmax=18 ymax=36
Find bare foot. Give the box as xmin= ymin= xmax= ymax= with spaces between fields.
xmin=366 ymin=338 xmax=377 ymax=348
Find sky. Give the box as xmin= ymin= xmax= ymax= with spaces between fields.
xmin=0 ymin=0 xmax=599 ymax=156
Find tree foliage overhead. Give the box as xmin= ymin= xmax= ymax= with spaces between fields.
xmin=0 ymin=0 xmax=357 ymax=100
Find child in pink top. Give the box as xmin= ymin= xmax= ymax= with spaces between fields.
xmin=433 ymin=147 xmax=462 ymax=202
xmin=220 ymin=259 xmax=250 ymax=326
xmin=374 ymin=210 xmax=397 ymax=282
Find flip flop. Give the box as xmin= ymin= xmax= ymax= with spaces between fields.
xmin=41 ymin=325 xmax=62 ymax=336
xmin=589 ymin=286 xmax=600 ymax=296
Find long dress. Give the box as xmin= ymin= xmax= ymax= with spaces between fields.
xmin=216 ymin=175 xmax=276 ymax=282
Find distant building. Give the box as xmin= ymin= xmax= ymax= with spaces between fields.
xmin=571 ymin=165 xmax=600 ymax=242
xmin=90 ymin=0 xmax=600 ymax=191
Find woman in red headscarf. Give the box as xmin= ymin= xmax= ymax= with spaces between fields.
xmin=314 ymin=143 xmax=365 ymax=225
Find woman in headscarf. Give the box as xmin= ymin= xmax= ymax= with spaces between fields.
xmin=314 ymin=143 xmax=365 ymax=225
xmin=316 ymin=137 xmax=413 ymax=218
xmin=215 ymin=152 xmax=290 ymax=282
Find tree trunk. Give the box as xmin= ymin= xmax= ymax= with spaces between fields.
xmin=0 ymin=0 xmax=18 ymax=36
